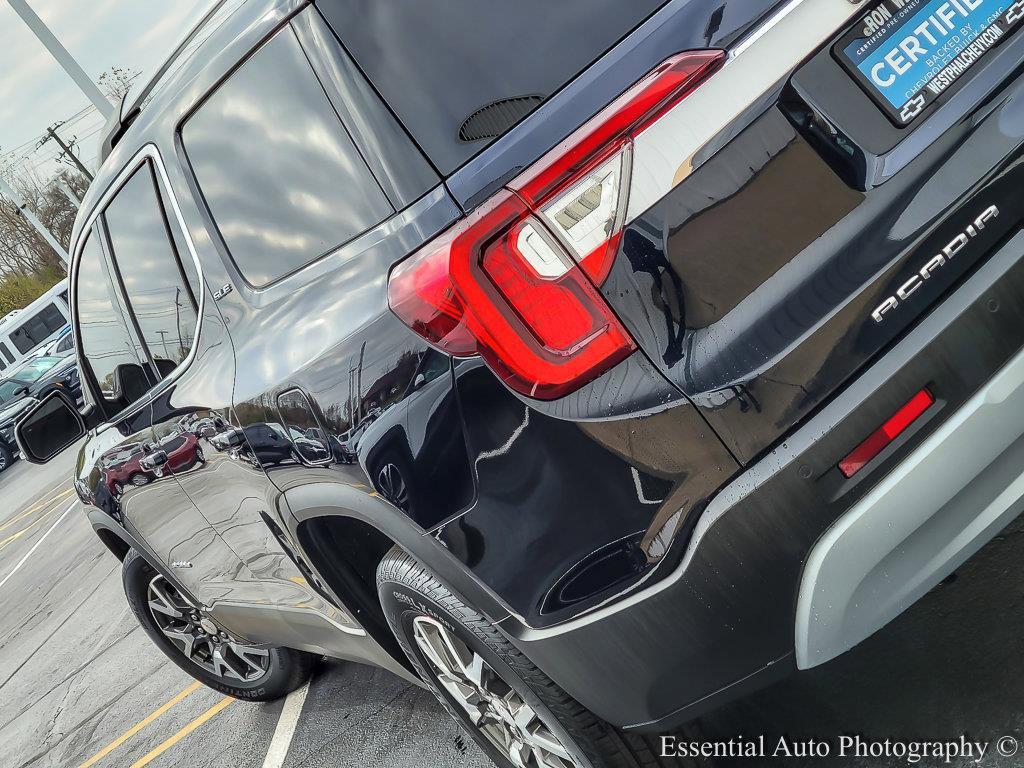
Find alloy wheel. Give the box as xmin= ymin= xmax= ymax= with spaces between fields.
xmin=147 ymin=575 xmax=270 ymax=682
xmin=412 ymin=616 xmax=578 ymax=768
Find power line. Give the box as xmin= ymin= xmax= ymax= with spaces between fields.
xmin=0 ymin=103 xmax=103 ymax=174
xmin=38 ymin=122 xmax=93 ymax=180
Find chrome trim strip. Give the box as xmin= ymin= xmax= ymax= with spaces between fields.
xmin=625 ymin=0 xmax=866 ymax=221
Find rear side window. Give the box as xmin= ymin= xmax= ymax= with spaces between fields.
xmin=104 ymin=163 xmax=198 ymax=373
xmin=318 ymin=0 xmax=667 ymax=173
xmin=56 ymin=333 xmax=74 ymax=354
xmin=181 ymin=25 xmax=393 ymax=287
xmin=76 ymin=231 xmax=152 ymax=409
xmin=10 ymin=304 xmax=65 ymax=354
xmin=0 ymin=342 xmax=14 ymax=364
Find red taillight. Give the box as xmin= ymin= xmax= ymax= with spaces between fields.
xmin=839 ymin=388 xmax=935 ymax=478
xmin=388 ymin=50 xmax=726 ymax=400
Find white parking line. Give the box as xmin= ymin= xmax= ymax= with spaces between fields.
xmin=261 ymin=679 xmax=311 ymax=768
xmin=0 ymin=499 xmax=76 ymax=591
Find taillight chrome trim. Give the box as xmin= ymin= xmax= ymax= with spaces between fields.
xmin=624 ymin=0 xmax=867 ymax=221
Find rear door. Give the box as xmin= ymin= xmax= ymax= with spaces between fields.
xmin=74 ymin=207 xmax=239 ymax=611
xmin=98 ymin=152 xmax=328 ymax=637
xmin=175 ymin=4 xmax=474 ymax=535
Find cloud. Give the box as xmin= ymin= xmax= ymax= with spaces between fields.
xmin=0 ymin=0 xmax=212 ymax=176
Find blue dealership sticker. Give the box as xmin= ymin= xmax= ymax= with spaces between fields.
xmin=836 ymin=0 xmax=1024 ymax=125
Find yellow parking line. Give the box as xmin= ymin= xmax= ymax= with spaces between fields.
xmin=0 ymin=504 xmax=70 ymax=552
xmin=78 ymin=682 xmax=203 ymax=768
xmin=128 ymin=696 xmax=233 ymax=768
xmin=0 ymin=488 xmax=74 ymax=533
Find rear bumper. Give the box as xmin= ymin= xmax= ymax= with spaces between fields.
xmin=512 ymin=228 xmax=1024 ymax=731
xmin=797 ymin=341 xmax=1024 ymax=670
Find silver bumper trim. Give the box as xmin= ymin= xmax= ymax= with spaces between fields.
xmin=797 ymin=341 xmax=1024 ymax=669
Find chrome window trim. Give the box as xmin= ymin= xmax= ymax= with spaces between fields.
xmin=70 ymin=143 xmax=206 ymax=425
xmin=624 ymin=0 xmax=867 ymax=221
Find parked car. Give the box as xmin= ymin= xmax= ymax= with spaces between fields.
xmin=189 ymin=416 xmax=225 ymax=439
xmin=2 ymin=355 xmax=82 ymax=403
xmin=16 ymin=0 xmax=1024 ymax=765
xmin=0 ymin=280 xmax=71 ymax=374
xmin=0 ymin=396 xmax=35 ymax=471
xmin=98 ymin=443 xmax=148 ymax=494
xmin=32 ymin=325 xmax=74 ymax=358
xmin=100 ymin=432 xmax=205 ymax=496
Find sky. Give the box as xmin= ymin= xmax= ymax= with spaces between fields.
xmin=0 ymin=0 xmax=214 ymax=180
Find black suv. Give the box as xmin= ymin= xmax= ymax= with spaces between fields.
xmin=18 ymin=0 xmax=1024 ymax=765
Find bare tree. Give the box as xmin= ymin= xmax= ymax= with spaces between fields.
xmin=98 ymin=65 xmax=140 ymax=101
xmin=0 ymin=157 xmax=76 ymax=314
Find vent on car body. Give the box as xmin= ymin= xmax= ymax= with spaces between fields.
xmin=458 ymin=95 xmax=544 ymax=142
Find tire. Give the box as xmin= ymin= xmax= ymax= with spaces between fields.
xmin=122 ymin=549 xmax=315 ymax=701
xmin=128 ymin=473 xmax=151 ymax=487
xmin=0 ymin=443 xmax=12 ymax=473
xmin=377 ymin=548 xmax=700 ymax=768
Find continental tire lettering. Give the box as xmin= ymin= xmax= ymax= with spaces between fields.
xmin=393 ymin=591 xmax=455 ymax=630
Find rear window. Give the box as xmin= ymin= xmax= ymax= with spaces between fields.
xmin=318 ymin=0 xmax=667 ymax=174
xmin=75 ymin=230 xmax=153 ymax=408
xmin=104 ymin=162 xmax=198 ymax=372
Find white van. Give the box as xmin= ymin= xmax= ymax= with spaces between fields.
xmin=0 ymin=279 xmax=70 ymax=375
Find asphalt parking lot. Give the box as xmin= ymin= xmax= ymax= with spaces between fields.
xmin=4 ymin=451 xmax=1024 ymax=768
xmin=0 ymin=450 xmax=491 ymax=768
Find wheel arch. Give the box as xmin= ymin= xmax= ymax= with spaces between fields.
xmin=86 ymin=510 xmax=200 ymax=609
xmin=95 ymin=526 xmax=131 ymax=561
xmin=284 ymin=482 xmax=515 ymax=661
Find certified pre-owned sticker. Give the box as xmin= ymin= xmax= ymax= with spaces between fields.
xmin=837 ymin=0 xmax=1024 ymax=126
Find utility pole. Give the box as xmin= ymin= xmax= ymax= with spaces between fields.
xmin=6 ymin=0 xmax=113 ymax=118
xmin=355 ymin=340 xmax=366 ymax=422
xmin=155 ymin=329 xmax=171 ymax=360
xmin=0 ymin=176 xmax=69 ymax=265
xmin=41 ymin=124 xmax=93 ymax=181
xmin=174 ymin=286 xmax=184 ymax=356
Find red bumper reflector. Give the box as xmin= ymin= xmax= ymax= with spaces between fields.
xmin=839 ymin=388 xmax=935 ymax=478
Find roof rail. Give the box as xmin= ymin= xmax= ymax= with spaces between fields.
xmin=96 ymin=0 xmax=233 ymax=166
